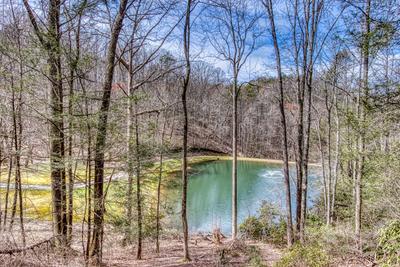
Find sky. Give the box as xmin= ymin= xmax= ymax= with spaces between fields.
xmin=157 ymin=0 xmax=277 ymax=82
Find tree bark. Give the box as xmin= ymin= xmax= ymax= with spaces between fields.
xmin=3 ymin=153 xmax=13 ymax=228
xmin=9 ymin=75 xmax=26 ymax=250
xmin=331 ymin=90 xmax=340 ymax=223
xmin=232 ymin=79 xmax=238 ymax=239
xmin=355 ymin=0 xmax=371 ymax=252
xmin=66 ymin=11 xmax=82 ymax=245
xmin=300 ymin=0 xmax=319 ymax=241
xmin=82 ymin=80 xmax=92 ymax=261
xmin=181 ymin=0 xmax=192 ymax=261
xmin=125 ymin=47 xmax=134 ymax=245
xmin=90 ymin=0 xmax=129 ymax=262
xmin=48 ymin=0 xmax=67 ymax=245
xmin=135 ymin=109 xmax=142 ymax=260
xmin=23 ymin=0 xmax=67 ymax=246
xmin=156 ymin=119 xmax=166 ymax=253
xmin=0 ymin=129 xmax=2 ymax=229
xmin=266 ymin=0 xmax=294 ymax=246
xmin=263 ymin=0 xmax=294 ymax=247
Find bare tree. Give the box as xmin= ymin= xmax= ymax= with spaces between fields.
xmin=156 ymin=118 xmax=167 ymax=253
xmin=181 ymin=0 xmax=192 ymax=261
xmin=64 ymin=0 xmax=86 ymax=245
xmin=263 ymin=0 xmax=294 ymax=247
xmin=355 ymin=0 xmax=371 ymax=251
xmin=90 ymin=0 xmax=129 ymax=263
xmin=204 ymin=0 xmax=261 ymax=238
xmin=117 ymin=1 xmax=180 ymax=257
xmin=286 ymin=0 xmax=325 ymax=242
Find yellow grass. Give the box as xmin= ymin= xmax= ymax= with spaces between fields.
xmin=208 ymin=156 xmax=321 ymax=167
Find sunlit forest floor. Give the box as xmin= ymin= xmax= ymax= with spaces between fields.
xmin=0 ymin=219 xmax=375 ymax=266
xmin=102 ymin=236 xmax=281 ymax=266
xmin=0 ymin=219 xmax=282 ymax=266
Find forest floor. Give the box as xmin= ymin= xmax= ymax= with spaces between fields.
xmin=0 ymin=220 xmax=375 ymax=267
xmin=0 ymin=220 xmax=282 ymax=266
xmin=102 ymin=235 xmax=282 ymax=267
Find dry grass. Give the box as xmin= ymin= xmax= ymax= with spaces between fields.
xmin=102 ymin=235 xmax=282 ymax=267
xmin=0 ymin=220 xmax=282 ymax=267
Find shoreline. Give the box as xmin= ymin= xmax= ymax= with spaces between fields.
xmin=0 ymin=155 xmax=320 ymax=190
xmin=189 ymin=155 xmax=321 ymax=167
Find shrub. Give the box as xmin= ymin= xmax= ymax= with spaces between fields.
xmin=269 ymin=219 xmax=287 ymax=245
xmin=274 ymin=243 xmax=330 ymax=267
xmin=239 ymin=201 xmax=287 ymax=245
xmin=239 ymin=216 xmax=266 ymax=240
xmin=376 ymin=220 xmax=400 ymax=267
xmin=246 ymin=245 xmax=267 ymax=267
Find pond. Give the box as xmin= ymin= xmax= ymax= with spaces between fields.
xmin=167 ymin=159 xmax=321 ymax=234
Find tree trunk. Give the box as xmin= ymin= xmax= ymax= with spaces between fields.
xmin=77 ymin=64 xmax=93 ymax=261
xmin=90 ymin=0 xmax=128 ymax=262
xmin=355 ymin=0 xmax=371 ymax=251
xmin=0 ymin=131 xmax=2 ymax=229
xmin=331 ymin=99 xmax=340 ymax=224
xmin=299 ymin=0 xmax=319 ymax=242
xmin=232 ymin=80 xmax=238 ymax=239
xmin=156 ymin=119 xmax=166 ymax=253
xmin=181 ymin=0 xmax=192 ymax=261
xmin=84 ymin=117 xmax=92 ymax=261
xmin=125 ymin=49 xmax=134 ymax=245
xmin=23 ymin=0 xmax=67 ymax=245
xmin=66 ymin=12 xmax=82 ymax=245
xmin=264 ymin=0 xmax=294 ymax=246
xmin=3 ymin=153 xmax=13 ymax=228
xmin=7 ymin=71 xmax=26 ymax=247
xmin=316 ymin=116 xmax=328 ymax=224
xmin=16 ymin=35 xmax=26 ymax=247
xmin=67 ymin=46 xmax=75 ymax=248
xmin=135 ymin=109 xmax=142 ymax=260
xmin=48 ymin=0 xmax=67 ymax=245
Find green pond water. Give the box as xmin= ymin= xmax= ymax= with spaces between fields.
xmin=168 ymin=159 xmax=321 ymax=234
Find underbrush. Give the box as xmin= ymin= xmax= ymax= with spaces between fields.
xmin=216 ymin=239 xmax=267 ymax=266
xmin=274 ymin=243 xmax=330 ymax=267
xmin=246 ymin=245 xmax=267 ymax=267
xmin=239 ymin=201 xmax=287 ymax=246
xmin=376 ymin=220 xmax=400 ymax=267
xmin=306 ymin=218 xmax=357 ymax=257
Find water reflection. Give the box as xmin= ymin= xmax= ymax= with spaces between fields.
xmin=168 ymin=160 xmax=321 ymax=234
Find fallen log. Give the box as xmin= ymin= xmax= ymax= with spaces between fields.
xmin=0 ymin=235 xmax=60 ymax=255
